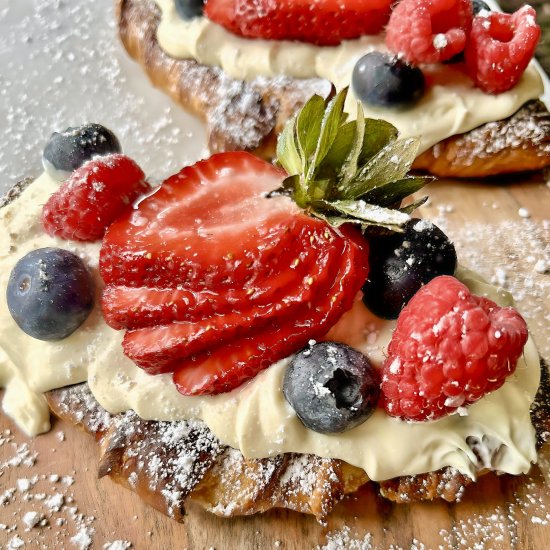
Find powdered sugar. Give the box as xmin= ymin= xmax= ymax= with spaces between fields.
xmin=103 ymin=409 xmax=223 ymax=518
xmin=70 ymin=526 xmax=94 ymax=550
xmin=0 ymin=0 xmax=205 ymax=191
xmin=103 ymin=541 xmax=132 ymax=550
xmin=0 ymin=427 xmax=109 ymax=548
xmin=436 ymin=100 xmax=550 ymax=164
xmin=317 ymin=526 xmax=374 ymax=549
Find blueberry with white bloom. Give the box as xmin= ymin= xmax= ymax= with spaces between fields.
xmin=7 ymin=248 xmax=94 ymax=341
xmin=42 ymin=123 xmax=121 ymax=181
xmin=283 ymin=342 xmax=380 ymax=433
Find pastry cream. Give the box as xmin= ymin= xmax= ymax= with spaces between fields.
xmin=154 ymin=0 xmax=544 ymax=155
xmin=0 ymin=174 xmax=540 ymax=481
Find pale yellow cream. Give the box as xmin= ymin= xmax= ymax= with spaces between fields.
xmin=0 ymin=174 xmax=540 ymax=481
xmin=154 ymin=0 xmax=543 ymax=155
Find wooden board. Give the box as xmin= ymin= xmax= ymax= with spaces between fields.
xmin=1 ymin=175 xmax=549 ymax=549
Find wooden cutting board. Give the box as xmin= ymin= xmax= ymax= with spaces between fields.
xmin=1 ymin=175 xmax=549 ymax=549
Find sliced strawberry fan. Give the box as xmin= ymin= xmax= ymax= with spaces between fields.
xmin=100 ymin=89 xmax=433 ymax=396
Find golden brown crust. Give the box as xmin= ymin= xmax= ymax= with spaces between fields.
xmin=44 ymin=384 xmax=368 ymax=520
xmin=117 ymin=0 xmax=550 ymax=177
xmin=413 ymin=100 xmax=550 ymax=178
xmin=43 ymin=360 xmax=550 ymax=521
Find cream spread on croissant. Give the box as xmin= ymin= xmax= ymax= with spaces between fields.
xmin=153 ymin=0 xmax=544 ymax=155
xmin=0 ymin=173 xmax=540 ymax=482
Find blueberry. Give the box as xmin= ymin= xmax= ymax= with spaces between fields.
xmin=352 ymin=52 xmax=425 ymax=109
xmin=283 ymin=342 xmax=380 ymax=434
xmin=174 ymin=0 xmax=205 ymax=20
xmin=362 ymin=219 xmax=457 ymax=319
xmin=42 ymin=123 xmax=121 ymax=181
xmin=472 ymin=0 xmax=491 ymax=15
xmin=7 ymin=248 xmax=94 ymax=341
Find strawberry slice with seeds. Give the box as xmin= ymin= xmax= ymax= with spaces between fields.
xmin=122 ymin=230 xmax=339 ymax=372
xmin=172 ymin=232 xmax=369 ymax=395
xmin=100 ymin=151 xmax=370 ymax=394
xmin=102 ymin=219 xmax=324 ymax=330
xmin=100 ymin=153 xmax=303 ymax=288
xmin=205 ymin=0 xmax=392 ymax=47
xmin=102 ymin=286 xmax=219 ymax=330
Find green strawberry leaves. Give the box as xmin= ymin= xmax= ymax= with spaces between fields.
xmin=275 ymin=88 xmax=433 ymax=232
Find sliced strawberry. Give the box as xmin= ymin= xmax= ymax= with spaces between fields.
xmin=100 ymin=152 xmax=300 ymax=288
xmin=102 ymin=216 xmax=329 ymax=330
xmin=205 ymin=0 xmax=392 ymax=47
xmin=102 ymin=285 xmax=219 ymax=330
xmin=122 ymin=231 xmax=339 ymax=372
xmin=100 ymin=152 xmax=370 ymax=395
xmin=172 ymin=231 xmax=369 ymax=395
xmin=123 ymin=314 xmax=253 ymax=375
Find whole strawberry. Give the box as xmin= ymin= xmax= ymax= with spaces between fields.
xmin=42 ymin=154 xmax=149 ymax=242
xmin=381 ymin=275 xmax=528 ymax=421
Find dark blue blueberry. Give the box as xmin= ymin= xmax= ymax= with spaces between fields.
xmin=174 ymin=0 xmax=205 ymax=20
xmin=7 ymin=248 xmax=94 ymax=341
xmin=352 ymin=52 xmax=425 ymax=109
xmin=362 ymin=218 xmax=457 ymax=319
xmin=283 ymin=342 xmax=380 ymax=434
xmin=472 ymin=0 xmax=491 ymax=15
xmin=42 ymin=123 xmax=121 ymax=181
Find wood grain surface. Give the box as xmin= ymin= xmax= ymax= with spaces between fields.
xmin=1 ymin=176 xmax=549 ymax=549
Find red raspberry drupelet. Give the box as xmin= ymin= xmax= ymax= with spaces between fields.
xmin=381 ymin=275 xmax=528 ymax=422
xmin=386 ymin=0 xmax=472 ymax=65
xmin=465 ymin=5 xmax=541 ymax=94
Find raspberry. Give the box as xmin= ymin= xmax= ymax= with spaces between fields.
xmin=381 ymin=276 xmax=528 ymax=421
xmin=465 ymin=6 xmax=541 ymax=94
xmin=42 ymin=154 xmax=149 ymax=242
xmin=386 ymin=0 xmax=472 ymax=65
